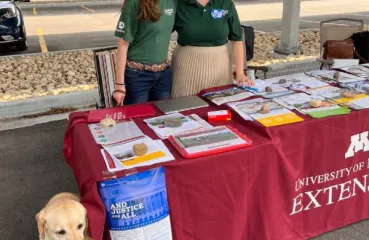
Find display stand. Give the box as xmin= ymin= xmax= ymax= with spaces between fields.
xmin=92 ymin=46 xmax=118 ymax=109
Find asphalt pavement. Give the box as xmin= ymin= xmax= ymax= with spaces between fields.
xmin=1 ymin=119 xmax=369 ymax=239
xmin=0 ymin=120 xmax=77 ymax=240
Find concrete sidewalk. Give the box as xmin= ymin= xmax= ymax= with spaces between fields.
xmin=236 ymin=0 xmax=369 ymax=21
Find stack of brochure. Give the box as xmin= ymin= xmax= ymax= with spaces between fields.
xmin=144 ymin=113 xmax=212 ymax=139
xmin=309 ymin=70 xmax=365 ymax=83
xmin=344 ymin=97 xmax=369 ymax=110
xmin=307 ymin=86 xmax=368 ymax=109
xmin=89 ymin=120 xmax=145 ymax=146
xmin=274 ymin=93 xmax=350 ymax=118
xmin=101 ymin=136 xmax=174 ymax=171
xmin=227 ymin=98 xmax=303 ymax=127
xmin=243 ymin=80 xmax=294 ymax=98
xmin=169 ymin=126 xmax=252 ymax=158
xmin=340 ymin=80 xmax=369 ymax=94
xmin=268 ymin=73 xmax=329 ymax=91
xmin=338 ymin=65 xmax=369 ymax=78
xmin=202 ymin=87 xmax=254 ymax=105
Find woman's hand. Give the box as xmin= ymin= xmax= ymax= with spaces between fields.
xmin=235 ymin=71 xmax=254 ymax=88
xmin=112 ymin=85 xmax=126 ymax=106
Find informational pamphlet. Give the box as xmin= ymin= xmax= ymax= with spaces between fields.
xmin=243 ymin=79 xmax=273 ymax=93
xmin=310 ymin=70 xmax=364 ymax=83
xmin=202 ymin=87 xmax=254 ymax=106
xmin=144 ymin=113 xmax=203 ymax=139
xmin=274 ymin=93 xmax=350 ymax=118
xmin=89 ymin=120 xmax=145 ymax=146
xmin=98 ymin=167 xmax=172 ymax=240
xmin=268 ymin=73 xmax=329 ymax=90
xmin=102 ymin=136 xmax=174 ymax=171
xmin=307 ymin=86 xmax=368 ymax=105
xmin=188 ymin=114 xmax=213 ymax=130
xmin=172 ymin=126 xmax=249 ymax=155
xmin=339 ymin=65 xmax=369 ymax=78
xmin=340 ymin=80 xmax=369 ymax=94
xmin=243 ymin=81 xmax=294 ymax=99
xmin=228 ymin=98 xmax=303 ymax=127
xmin=344 ymin=96 xmax=369 ymax=110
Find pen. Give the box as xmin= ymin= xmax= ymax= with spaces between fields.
xmin=243 ymin=86 xmax=260 ymax=92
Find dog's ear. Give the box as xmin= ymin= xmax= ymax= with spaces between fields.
xmin=83 ymin=208 xmax=90 ymax=238
xmin=36 ymin=209 xmax=46 ymax=239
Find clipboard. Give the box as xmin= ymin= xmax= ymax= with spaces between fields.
xmin=87 ymin=105 xmax=156 ymax=122
xmin=168 ymin=126 xmax=253 ymax=159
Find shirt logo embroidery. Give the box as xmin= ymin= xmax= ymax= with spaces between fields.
xmin=164 ymin=9 xmax=174 ymax=16
xmin=118 ymin=22 xmax=125 ymax=29
xmin=211 ymin=9 xmax=228 ymax=19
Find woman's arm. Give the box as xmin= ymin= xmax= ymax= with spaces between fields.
xmin=113 ymin=39 xmax=129 ymax=106
xmin=115 ymin=38 xmax=129 ymax=86
xmin=113 ymin=0 xmax=137 ymax=105
xmin=227 ymin=1 xmax=254 ymax=87
xmin=231 ymin=41 xmax=245 ymax=78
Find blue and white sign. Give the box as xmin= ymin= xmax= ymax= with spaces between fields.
xmin=211 ymin=9 xmax=223 ymax=19
xmin=98 ymin=167 xmax=172 ymax=240
xmin=210 ymin=9 xmax=228 ymax=19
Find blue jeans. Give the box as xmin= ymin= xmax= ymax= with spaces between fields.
xmin=123 ymin=67 xmax=172 ymax=105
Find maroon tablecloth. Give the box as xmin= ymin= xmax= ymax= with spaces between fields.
xmin=64 ymin=88 xmax=369 ymax=240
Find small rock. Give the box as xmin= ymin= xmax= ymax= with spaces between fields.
xmin=133 ymin=143 xmax=148 ymax=156
xmin=259 ymin=103 xmax=270 ymax=114
xmin=164 ymin=118 xmax=183 ymax=128
xmin=265 ymin=86 xmax=273 ymax=92
xmin=310 ymin=99 xmax=322 ymax=108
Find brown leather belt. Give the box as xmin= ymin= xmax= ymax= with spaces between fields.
xmin=126 ymin=60 xmax=169 ymax=72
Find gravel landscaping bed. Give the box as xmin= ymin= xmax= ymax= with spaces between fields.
xmin=0 ymin=51 xmax=97 ymax=102
xmin=0 ymin=28 xmax=367 ymax=103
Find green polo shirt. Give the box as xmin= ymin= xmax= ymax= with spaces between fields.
xmin=174 ymin=0 xmax=242 ymax=46
xmin=115 ymin=0 xmax=176 ymax=64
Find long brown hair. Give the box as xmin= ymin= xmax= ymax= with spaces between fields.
xmin=138 ymin=0 xmax=161 ymax=22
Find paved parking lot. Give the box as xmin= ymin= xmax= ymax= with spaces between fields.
xmin=1 ymin=0 xmax=368 ymax=56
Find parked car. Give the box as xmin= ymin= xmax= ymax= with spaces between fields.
xmin=0 ymin=0 xmax=27 ymax=51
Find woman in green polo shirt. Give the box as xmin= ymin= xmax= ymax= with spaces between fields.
xmin=171 ymin=0 xmax=254 ymax=98
xmin=113 ymin=0 xmax=176 ymax=105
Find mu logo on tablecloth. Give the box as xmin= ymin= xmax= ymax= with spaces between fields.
xmin=345 ymin=131 xmax=369 ymax=158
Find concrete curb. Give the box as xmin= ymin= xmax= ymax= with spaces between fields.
xmin=0 ymin=89 xmax=98 ymax=119
xmin=0 ymin=45 xmax=116 ymax=58
xmin=19 ymin=1 xmax=120 ymax=9
xmin=0 ymin=107 xmax=94 ymax=131
xmin=255 ymin=58 xmax=321 ymax=79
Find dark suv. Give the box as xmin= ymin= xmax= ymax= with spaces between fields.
xmin=0 ymin=0 xmax=27 ymax=51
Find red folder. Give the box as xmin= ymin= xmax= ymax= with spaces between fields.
xmin=87 ymin=105 xmax=156 ymax=122
xmin=168 ymin=125 xmax=252 ymax=159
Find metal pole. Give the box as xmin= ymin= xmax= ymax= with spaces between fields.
xmin=274 ymin=0 xmax=302 ymax=55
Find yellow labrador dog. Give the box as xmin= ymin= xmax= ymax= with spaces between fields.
xmin=36 ymin=193 xmax=92 ymax=240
